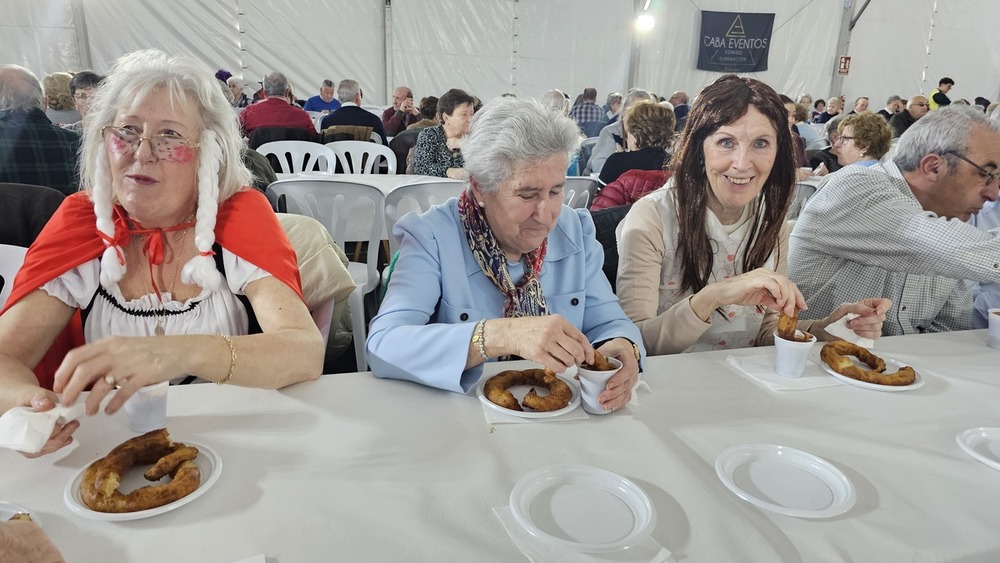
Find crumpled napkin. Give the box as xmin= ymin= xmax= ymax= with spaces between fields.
xmin=726 ymin=353 xmax=843 ymax=391
xmin=0 ymin=403 xmax=85 ymax=454
xmin=823 ymin=313 xmax=875 ymax=348
xmin=493 ymin=505 xmax=675 ymax=563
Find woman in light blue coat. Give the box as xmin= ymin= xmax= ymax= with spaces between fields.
xmin=367 ymin=97 xmax=643 ymax=411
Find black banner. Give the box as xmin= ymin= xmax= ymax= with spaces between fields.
xmin=697 ymin=11 xmax=775 ymax=73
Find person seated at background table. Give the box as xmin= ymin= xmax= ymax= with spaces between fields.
xmin=382 ymin=86 xmax=421 ymax=136
xmin=406 ymin=96 xmax=439 ymax=131
xmin=586 ymin=88 xmax=657 ymax=175
xmin=789 ymin=106 xmax=1000 ymax=335
xmin=814 ymin=96 xmax=842 ymax=124
xmin=65 ymin=70 xmax=105 ymax=133
xmin=318 ymin=79 xmax=388 ymax=145
xmin=368 ymin=97 xmax=643 ymax=411
xmin=302 ymin=79 xmax=340 ymax=113
xmin=810 ymin=99 xmax=825 ymax=122
xmin=0 ymin=49 xmax=324 ymax=456
xmin=42 ymin=72 xmax=81 ymax=126
xmin=597 ymin=100 xmax=674 ymax=186
xmin=808 ymin=116 xmax=844 ymax=175
xmin=833 ymin=112 xmax=892 ymax=167
xmin=780 ymin=95 xmax=814 ymax=180
xmin=889 ymin=95 xmax=929 ymax=138
xmin=540 ymin=88 xmax=582 ymax=176
xmin=238 ymin=71 xmax=315 ymax=139
xmin=412 ymin=88 xmax=475 ymax=179
xmin=616 ymin=74 xmax=887 ymax=355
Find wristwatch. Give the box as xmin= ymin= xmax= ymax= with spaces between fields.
xmin=629 ymin=341 xmax=641 ymax=361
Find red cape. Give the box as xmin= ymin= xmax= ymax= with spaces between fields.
xmin=0 ymin=189 xmax=303 ymax=390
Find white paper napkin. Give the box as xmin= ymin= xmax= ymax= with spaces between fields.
xmin=0 ymin=403 xmax=85 ymax=454
xmin=824 ymin=313 xmax=875 ymax=348
xmin=493 ymin=505 xmax=675 ymax=563
xmin=726 ymin=354 xmax=843 ymax=391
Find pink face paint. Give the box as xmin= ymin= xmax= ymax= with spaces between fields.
xmin=107 ymin=133 xmax=130 ymax=157
xmin=166 ymin=144 xmax=195 ymax=163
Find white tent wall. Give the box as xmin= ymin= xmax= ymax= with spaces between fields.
xmin=634 ymin=0 xmax=843 ymax=102
xmin=2 ymin=0 xmax=999 ymax=110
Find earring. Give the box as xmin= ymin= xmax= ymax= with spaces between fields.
xmin=478 ymin=201 xmax=485 ymax=208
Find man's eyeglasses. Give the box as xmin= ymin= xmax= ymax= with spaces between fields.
xmin=101 ymin=125 xmax=200 ymax=161
xmin=73 ymin=92 xmax=92 ymax=101
xmin=912 ymin=102 xmax=929 ymax=107
xmin=943 ymin=150 xmax=1000 ymax=185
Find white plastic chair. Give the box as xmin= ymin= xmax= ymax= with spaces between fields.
xmin=384 ymin=180 xmax=465 ymax=254
xmin=563 ymin=176 xmax=600 ymax=209
xmin=326 ymin=140 xmax=397 ymax=174
xmin=256 ymin=141 xmax=335 ymax=174
xmin=266 ymin=179 xmax=385 ymax=371
xmin=0 ymin=244 xmax=28 ymax=310
xmin=307 ymin=111 xmax=325 ymax=133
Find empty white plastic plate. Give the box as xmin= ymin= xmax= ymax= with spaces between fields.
xmin=716 ymin=444 xmax=856 ymax=518
xmin=956 ymin=427 xmax=1000 ymax=472
xmin=509 ymin=464 xmax=656 ymax=552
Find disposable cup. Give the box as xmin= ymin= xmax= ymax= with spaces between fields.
xmin=123 ymin=381 xmax=168 ymax=433
xmin=577 ymin=357 xmax=623 ymax=415
xmin=988 ymin=308 xmax=1000 ymax=350
xmin=773 ymin=330 xmax=817 ymax=378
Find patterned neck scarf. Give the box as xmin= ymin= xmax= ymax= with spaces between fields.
xmin=458 ymin=189 xmax=548 ymax=318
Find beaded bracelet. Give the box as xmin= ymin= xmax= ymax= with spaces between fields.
xmin=473 ymin=319 xmax=488 ymax=360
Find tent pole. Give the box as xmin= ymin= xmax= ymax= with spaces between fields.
xmin=626 ymin=0 xmax=642 ymax=89
xmin=384 ymin=0 xmax=393 ymax=106
xmin=70 ymin=0 xmax=92 ymax=70
xmin=829 ymin=1 xmax=854 ymax=99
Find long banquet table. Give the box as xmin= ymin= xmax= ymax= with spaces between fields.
xmin=3 ymin=330 xmax=999 ymax=562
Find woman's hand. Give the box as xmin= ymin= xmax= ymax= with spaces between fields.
xmin=690 ymin=268 xmax=806 ymax=321
xmin=812 ymin=162 xmax=829 ymax=176
xmin=796 ymin=167 xmax=813 ymax=181
xmin=53 ymin=336 xmax=185 ymax=416
xmin=446 ymin=167 xmax=469 ymax=180
xmin=812 ymin=298 xmax=891 ymax=341
xmin=593 ymin=338 xmax=640 ymax=412
xmin=445 ymin=136 xmax=463 ymax=151
xmin=485 ymin=315 xmax=594 ymax=374
xmin=19 ymin=390 xmax=79 ymax=458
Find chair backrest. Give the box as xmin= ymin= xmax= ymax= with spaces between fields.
xmin=246 ymin=126 xmax=314 ymax=150
xmin=307 ymin=111 xmax=326 ymax=133
xmin=589 ymin=204 xmax=632 ymax=293
xmin=266 ymin=180 xmax=385 ymax=291
xmin=384 ymin=180 xmax=466 ymax=254
xmin=0 ymin=182 xmax=65 ymax=247
xmin=326 ymin=141 xmax=397 ymax=174
xmin=256 ymin=141 xmax=335 ymax=174
xmin=388 ymin=130 xmax=421 ymax=175
xmin=580 ymin=121 xmax=607 ymax=138
xmin=563 ymin=176 xmax=600 ymax=209
xmin=0 ymin=244 xmax=28 ymax=310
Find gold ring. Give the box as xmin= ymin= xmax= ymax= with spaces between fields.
xmin=104 ymin=374 xmax=115 ymax=386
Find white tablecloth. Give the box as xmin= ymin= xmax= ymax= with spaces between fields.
xmin=271 ymin=173 xmax=456 ymax=197
xmin=3 ymin=330 xmax=999 ymax=562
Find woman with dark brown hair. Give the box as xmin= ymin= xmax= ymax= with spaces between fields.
xmin=616 ymin=74 xmax=887 ymax=354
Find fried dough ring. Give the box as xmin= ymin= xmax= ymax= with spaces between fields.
xmin=80 ymin=428 xmax=201 ymax=513
xmin=820 ymin=341 xmax=916 ymax=386
xmin=484 ymin=369 xmax=573 ymax=412
xmin=580 ymin=349 xmax=614 ymax=371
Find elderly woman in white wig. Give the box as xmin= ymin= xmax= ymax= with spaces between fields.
xmin=367 ymin=97 xmax=644 ymax=410
xmin=0 ymin=50 xmax=323 ymax=456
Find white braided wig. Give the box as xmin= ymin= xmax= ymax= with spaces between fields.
xmin=80 ymin=50 xmax=252 ymax=291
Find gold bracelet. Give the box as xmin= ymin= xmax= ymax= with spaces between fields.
xmin=472 ymin=319 xmax=488 ymax=360
xmin=216 ymin=333 xmax=236 ymax=385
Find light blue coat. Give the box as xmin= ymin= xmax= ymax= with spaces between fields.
xmin=366 ymin=198 xmax=644 ymax=393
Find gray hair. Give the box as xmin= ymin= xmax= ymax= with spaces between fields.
xmin=894 ymin=106 xmax=1000 ymax=172
xmin=990 ymin=104 xmax=1000 ymax=122
xmin=263 ymin=72 xmax=288 ymax=97
xmin=463 ymin=97 xmax=581 ymax=194
xmin=226 ymin=76 xmax=241 ymax=87
xmin=606 ymin=92 xmax=622 ymax=106
xmin=0 ymin=64 xmax=44 ymax=111
xmin=337 ymin=79 xmax=360 ymax=103
xmin=886 ymin=94 xmax=902 ymax=105
xmin=80 ymin=49 xmax=252 ymax=290
xmin=540 ymin=89 xmax=568 ymax=115
xmin=623 ymin=88 xmax=655 ymax=111
xmin=321 ymin=79 xmax=334 ymax=89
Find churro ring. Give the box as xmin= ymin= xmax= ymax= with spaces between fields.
xmin=484 ymin=369 xmax=573 ymax=412
xmin=820 ymin=341 xmax=916 ymax=386
xmin=777 ymin=308 xmax=812 ymax=342
xmin=580 ymin=349 xmax=614 ymax=371
xmin=79 ymin=428 xmax=201 ymax=513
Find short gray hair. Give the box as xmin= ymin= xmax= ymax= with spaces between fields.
xmin=263 ymin=72 xmax=288 ymax=97
xmin=623 ymin=88 xmax=655 ymax=111
xmin=321 ymin=79 xmax=334 ymax=89
xmin=894 ymin=106 xmax=1000 ymax=172
xmin=463 ymin=97 xmax=581 ymax=194
xmin=337 ymin=79 xmax=360 ymax=103
xmin=540 ymin=89 xmax=568 ymax=115
xmin=0 ymin=64 xmax=44 ymax=111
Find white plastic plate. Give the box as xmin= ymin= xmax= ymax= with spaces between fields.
xmin=477 ymin=372 xmax=580 ymax=418
xmin=818 ymin=355 xmax=924 ymax=392
xmin=956 ymin=427 xmax=1000 ymax=472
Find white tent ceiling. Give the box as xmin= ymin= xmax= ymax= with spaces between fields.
xmin=4 ymin=0 xmax=999 ymax=109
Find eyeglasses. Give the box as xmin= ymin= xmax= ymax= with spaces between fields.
xmin=912 ymin=103 xmax=929 ymax=107
xmin=836 ymin=135 xmax=855 ymax=143
xmin=102 ymin=125 xmax=200 ymax=161
xmin=73 ymin=92 xmax=92 ymax=101
xmin=943 ymin=150 xmax=1000 ymax=185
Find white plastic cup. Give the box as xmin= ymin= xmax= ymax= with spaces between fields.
xmin=988 ymin=308 xmax=1000 ymax=350
xmin=123 ymin=381 xmax=169 ymax=433
xmin=577 ymin=357 xmax=623 ymax=415
xmin=773 ymin=330 xmax=817 ymax=378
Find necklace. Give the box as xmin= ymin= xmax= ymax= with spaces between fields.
xmin=144 ymin=227 xmax=190 ymax=336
